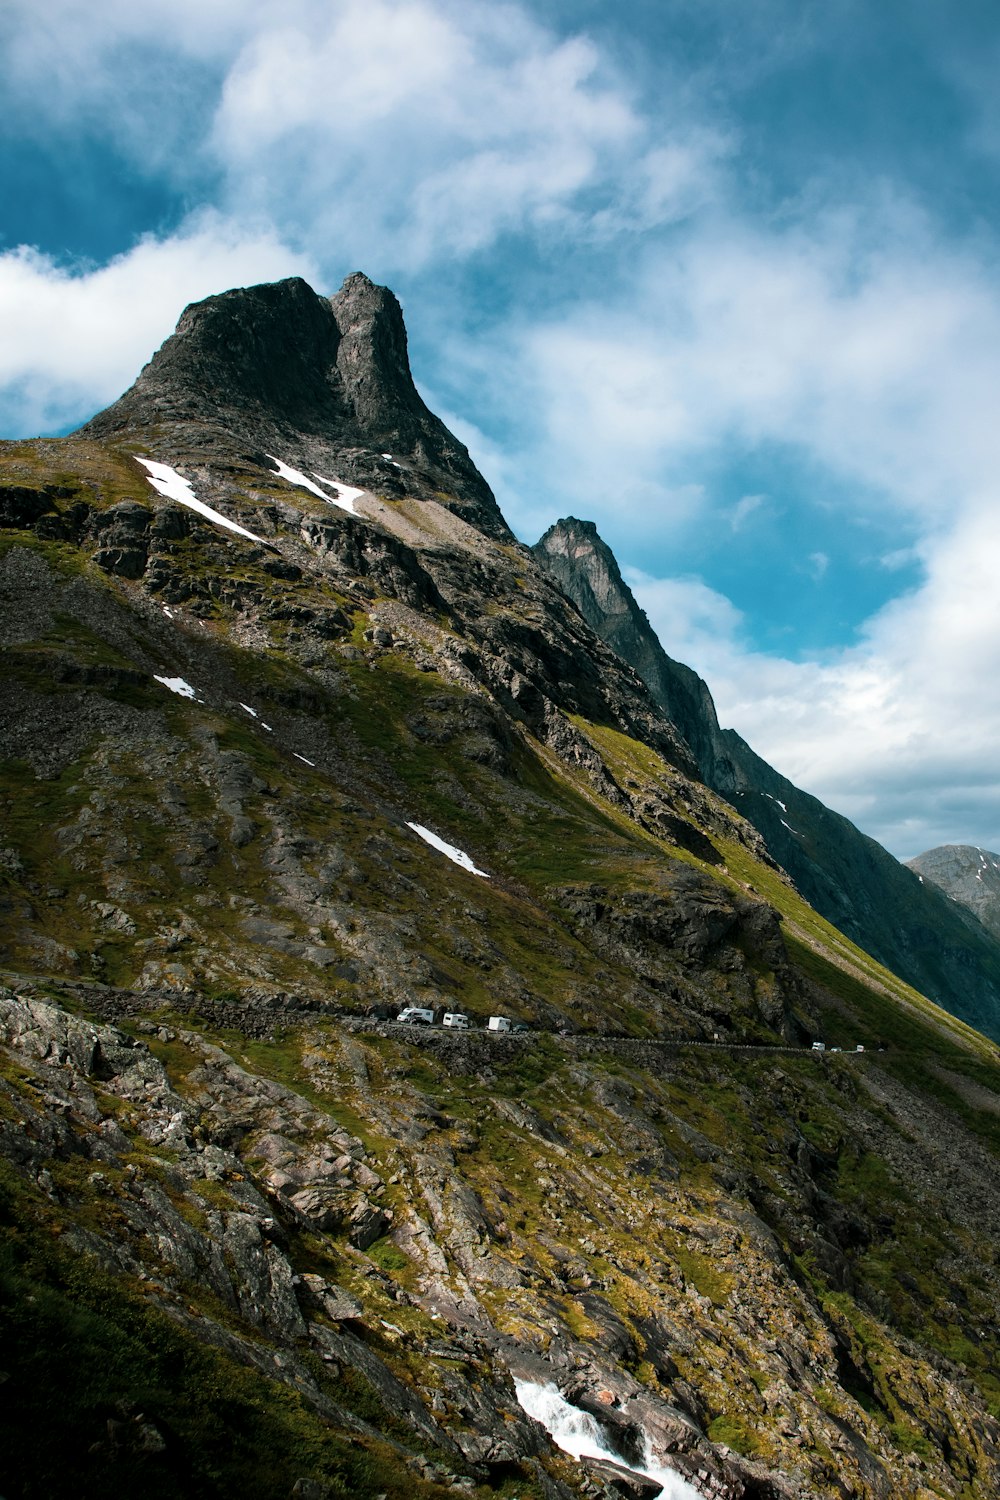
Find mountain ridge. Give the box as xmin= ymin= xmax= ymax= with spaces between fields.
xmin=532 ymin=515 xmax=1000 ymax=1044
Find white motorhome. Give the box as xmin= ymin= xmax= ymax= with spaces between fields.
xmin=397 ymin=1007 xmax=435 ymax=1026
xmin=442 ymin=1012 xmax=470 ymax=1030
xmin=487 ymin=1015 xmax=512 ymax=1033
xmin=811 ymin=1041 xmax=826 ymax=1052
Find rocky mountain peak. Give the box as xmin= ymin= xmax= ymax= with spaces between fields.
xmin=78 ymin=272 xmax=511 ymax=538
xmin=907 ymin=844 xmax=1000 ymax=941
xmin=533 ymin=516 xmax=721 ymax=768
xmin=535 ymin=516 xmax=638 ymax=622
xmin=329 ymin=271 xmax=424 ymax=434
xmin=80 ymin=276 xmax=343 ymax=439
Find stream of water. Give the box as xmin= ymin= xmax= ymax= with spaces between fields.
xmin=514 ymin=1378 xmax=704 ymax=1499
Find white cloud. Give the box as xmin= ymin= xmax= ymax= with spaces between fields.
xmin=623 ymin=567 xmax=747 ymax=677
xmin=503 ymin=199 xmax=1000 ymax=536
xmin=730 ymin=493 xmax=768 ymax=532
xmin=629 ymin=498 xmax=1000 ymax=859
xmin=2 ymin=0 xmax=727 ymax=273
xmin=0 ymin=216 xmax=313 ymax=435
xmin=205 ymin=0 xmax=712 ymax=270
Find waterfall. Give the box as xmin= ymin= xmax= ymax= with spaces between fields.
xmin=514 ymin=1379 xmax=704 ymax=1499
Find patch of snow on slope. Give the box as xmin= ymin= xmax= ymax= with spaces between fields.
xmin=154 ymin=675 xmax=199 ymax=700
xmin=266 ymin=455 xmax=331 ymax=501
xmin=312 ymin=472 xmax=365 ymax=511
xmin=267 ymin=455 xmax=363 ymax=513
xmin=135 ymin=458 xmax=265 ymax=543
xmin=239 ymin=703 xmax=271 ymax=730
xmin=406 ymin=822 xmax=489 ymax=878
xmin=294 ymin=753 xmax=316 ymax=766
xmin=514 ymin=1380 xmax=701 ymax=1499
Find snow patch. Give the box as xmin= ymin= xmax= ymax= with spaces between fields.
xmin=266 ymin=454 xmax=332 ymax=501
xmin=312 ymin=472 xmax=365 ymax=512
xmin=294 ymin=753 xmax=316 ymax=767
xmin=135 ymin=458 xmax=265 ymax=543
xmin=239 ymin=703 xmax=271 ymax=730
xmin=267 ymin=455 xmax=364 ymax=513
xmin=154 ymin=675 xmax=199 ymax=700
xmin=406 ymin=822 xmax=489 ymax=878
xmin=514 ymin=1380 xmax=701 ymax=1499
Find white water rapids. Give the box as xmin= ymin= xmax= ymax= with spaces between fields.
xmin=514 ymin=1379 xmax=703 ymax=1499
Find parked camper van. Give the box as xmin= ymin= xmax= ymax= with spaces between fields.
xmin=487 ymin=1015 xmax=512 ymax=1033
xmin=397 ymin=1007 xmax=435 ymax=1026
xmin=811 ymin=1041 xmax=826 ymax=1052
xmin=442 ymin=1012 xmax=470 ymax=1030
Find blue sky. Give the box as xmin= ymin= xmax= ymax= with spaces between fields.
xmin=4 ymin=0 xmax=1000 ymax=860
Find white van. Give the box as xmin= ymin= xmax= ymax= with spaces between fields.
xmin=811 ymin=1041 xmax=826 ymax=1052
xmin=487 ymin=1015 xmax=512 ymax=1033
xmin=397 ymin=1007 xmax=435 ymax=1026
xmin=442 ymin=1012 xmax=470 ymax=1030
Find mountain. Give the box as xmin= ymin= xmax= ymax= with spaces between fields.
xmin=2 ymin=275 xmax=1000 ymax=1500
xmin=81 ymin=272 xmax=511 ymax=540
xmin=908 ymin=844 xmax=1000 ymax=941
xmin=533 ymin=516 xmax=1000 ymax=1044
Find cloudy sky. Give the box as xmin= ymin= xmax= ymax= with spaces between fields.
xmin=4 ymin=0 xmax=1000 ymax=860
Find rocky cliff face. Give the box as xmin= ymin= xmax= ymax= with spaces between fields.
xmin=2 ymin=277 xmax=1000 ymax=1500
xmin=908 ymin=845 xmax=1000 ymax=940
xmin=533 ymin=517 xmax=1000 ymax=1044
xmin=80 ymin=273 xmax=510 ymax=539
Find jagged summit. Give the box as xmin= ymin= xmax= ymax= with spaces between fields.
xmin=533 ymin=517 xmax=722 ymax=771
xmin=78 ymin=272 xmax=510 ymax=539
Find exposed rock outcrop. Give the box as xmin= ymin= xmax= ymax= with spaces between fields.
xmin=907 ymin=844 xmax=1000 ymax=941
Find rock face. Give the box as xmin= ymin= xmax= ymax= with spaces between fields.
xmin=80 ymin=272 xmax=510 ymax=538
xmin=2 ymin=275 xmax=1000 ymax=1500
xmin=533 ymin=517 xmax=1000 ymax=1043
xmin=907 ymin=844 xmax=1000 ymax=940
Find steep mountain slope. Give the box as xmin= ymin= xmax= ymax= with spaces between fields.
xmin=2 ymin=276 xmax=1000 ymax=1500
xmin=533 ymin=517 xmax=1000 ymax=1043
xmin=908 ymin=844 xmax=1000 ymax=941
